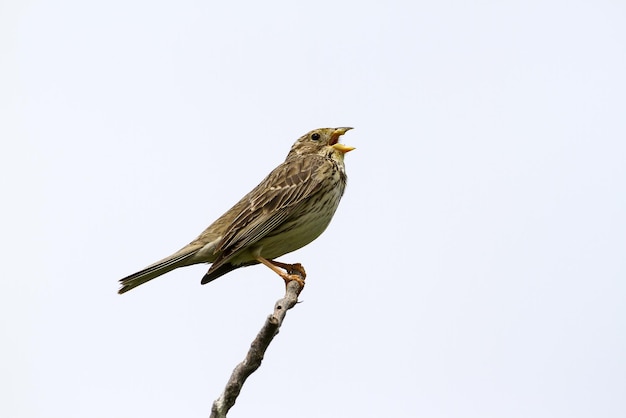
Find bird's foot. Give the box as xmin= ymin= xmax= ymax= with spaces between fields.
xmin=254 ymin=256 xmax=306 ymax=292
xmin=271 ymin=261 xmax=306 ymax=289
xmin=273 ymin=261 xmax=306 ymax=279
xmin=281 ymin=272 xmax=306 ymax=289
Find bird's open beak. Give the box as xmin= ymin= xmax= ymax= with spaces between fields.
xmin=330 ymin=127 xmax=355 ymax=153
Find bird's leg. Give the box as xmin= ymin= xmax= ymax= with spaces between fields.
xmin=254 ymin=256 xmax=306 ymax=288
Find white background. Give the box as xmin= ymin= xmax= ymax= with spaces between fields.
xmin=2 ymin=1 xmax=625 ymax=417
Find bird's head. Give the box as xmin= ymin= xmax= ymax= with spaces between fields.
xmin=287 ymin=127 xmax=355 ymax=160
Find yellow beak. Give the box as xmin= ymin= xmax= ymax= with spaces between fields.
xmin=332 ymin=143 xmax=356 ymax=153
xmin=330 ymin=127 xmax=355 ymax=153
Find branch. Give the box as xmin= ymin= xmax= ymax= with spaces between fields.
xmin=209 ymin=276 xmax=304 ymax=418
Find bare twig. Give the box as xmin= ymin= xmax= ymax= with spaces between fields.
xmin=209 ymin=276 xmax=304 ymax=418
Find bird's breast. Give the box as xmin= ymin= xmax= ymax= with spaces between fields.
xmin=255 ymin=178 xmax=345 ymax=259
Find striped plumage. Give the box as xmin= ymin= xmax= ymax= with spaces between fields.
xmin=118 ymin=127 xmax=354 ymax=294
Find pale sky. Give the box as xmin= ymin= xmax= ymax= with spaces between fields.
xmin=2 ymin=1 xmax=625 ymax=417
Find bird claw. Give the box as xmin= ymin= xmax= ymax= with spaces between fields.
xmin=282 ymin=273 xmax=305 ymax=291
xmin=285 ymin=263 xmax=306 ymax=278
xmin=255 ymin=257 xmax=306 ymax=291
xmin=279 ymin=263 xmax=306 ymax=290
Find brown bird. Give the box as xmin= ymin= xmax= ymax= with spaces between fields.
xmin=118 ymin=127 xmax=355 ymax=294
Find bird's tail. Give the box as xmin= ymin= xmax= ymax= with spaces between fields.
xmin=118 ymin=246 xmax=200 ymax=294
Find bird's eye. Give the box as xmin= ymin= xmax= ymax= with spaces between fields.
xmin=311 ymin=133 xmax=321 ymax=141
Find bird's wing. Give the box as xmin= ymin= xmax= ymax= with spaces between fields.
xmin=213 ymin=155 xmax=326 ymax=263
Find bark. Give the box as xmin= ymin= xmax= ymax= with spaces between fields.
xmin=209 ymin=276 xmax=304 ymax=418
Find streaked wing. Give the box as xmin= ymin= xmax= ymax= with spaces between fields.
xmin=215 ymin=155 xmax=326 ymax=261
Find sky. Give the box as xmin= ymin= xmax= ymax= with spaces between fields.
xmin=2 ymin=1 xmax=625 ymax=417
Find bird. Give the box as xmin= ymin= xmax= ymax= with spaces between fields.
xmin=118 ymin=127 xmax=355 ymax=294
